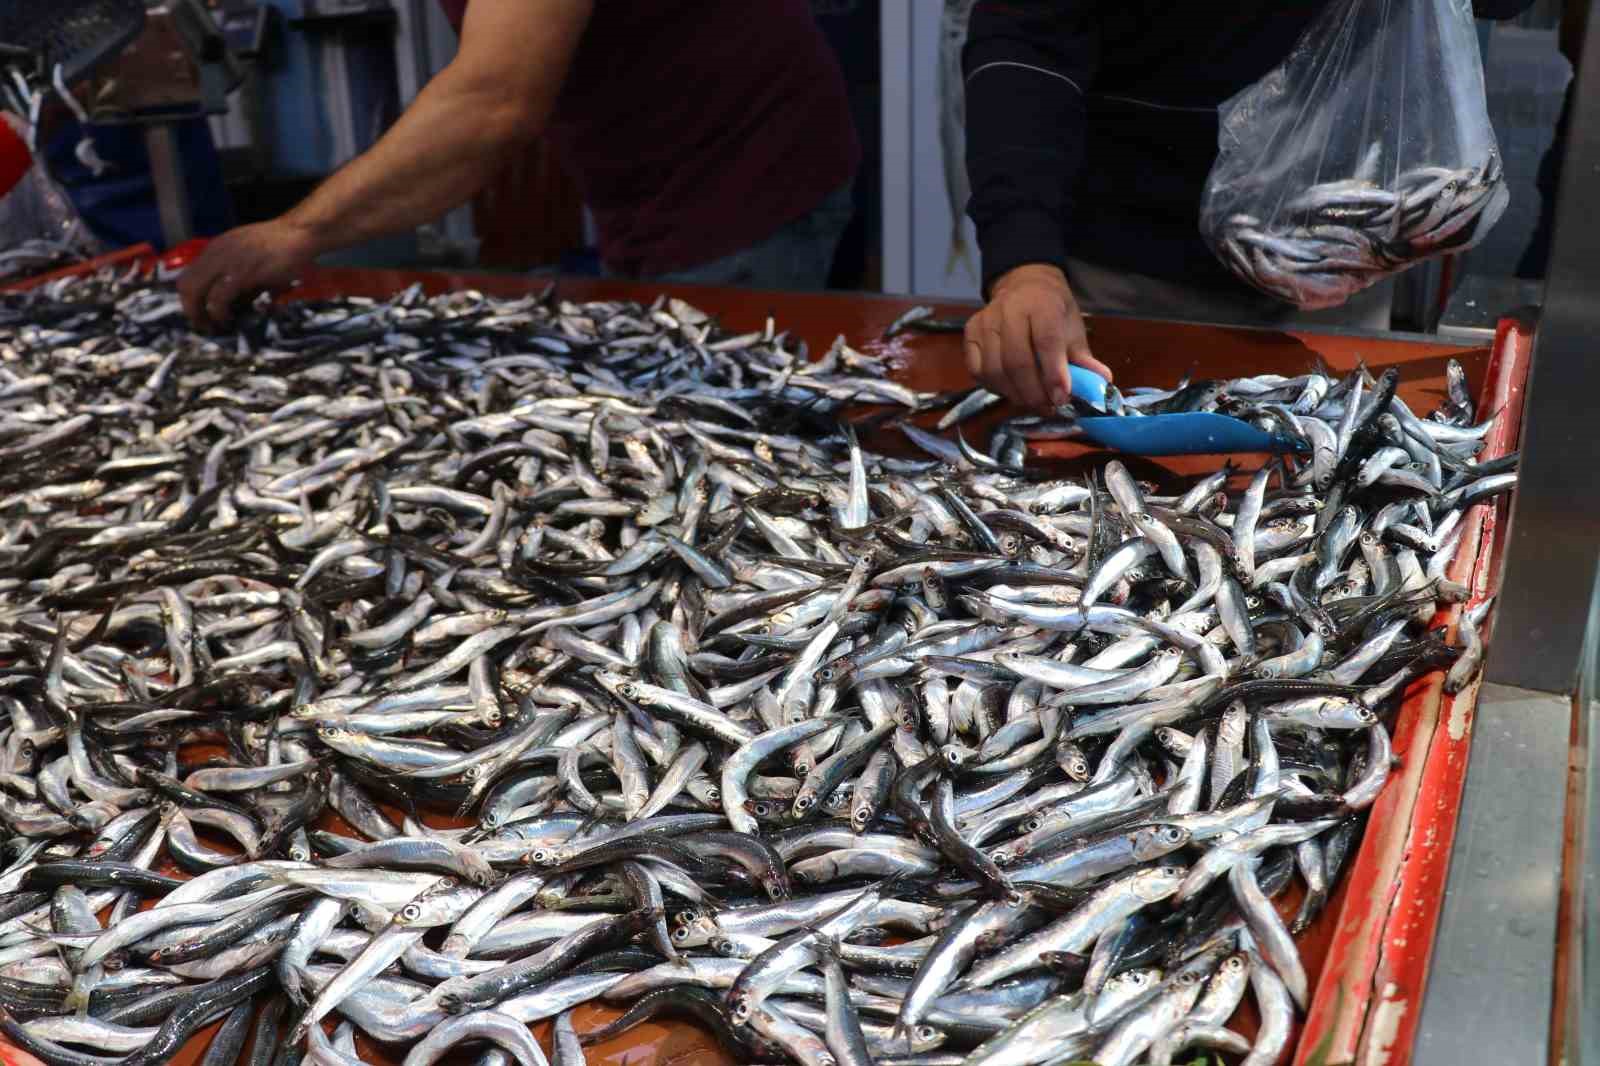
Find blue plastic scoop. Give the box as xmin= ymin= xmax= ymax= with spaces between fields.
xmin=1065 ymin=366 xmax=1304 ymax=456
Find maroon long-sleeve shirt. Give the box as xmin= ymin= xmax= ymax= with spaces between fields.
xmin=439 ymin=0 xmax=860 ymax=277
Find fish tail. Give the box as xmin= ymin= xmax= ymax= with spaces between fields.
xmin=945 ymin=231 xmax=974 ymax=281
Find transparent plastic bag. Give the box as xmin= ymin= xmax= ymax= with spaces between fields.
xmin=1199 ymin=0 xmax=1508 ymax=309
xmin=0 ymin=111 xmax=102 ymax=281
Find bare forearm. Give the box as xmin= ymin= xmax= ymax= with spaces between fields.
xmin=279 ymin=0 xmax=592 ymax=255
xmin=178 ymin=0 xmax=591 ymax=330
xmin=282 ymin=72 xmax=531 ymax=255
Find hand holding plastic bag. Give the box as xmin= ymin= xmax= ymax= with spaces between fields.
xmin=1199 ymin=0 xmax=1508 ymax=309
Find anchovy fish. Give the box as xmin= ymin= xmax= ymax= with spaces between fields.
xmin=0 ymin=272 xmax=1513 ymax=1066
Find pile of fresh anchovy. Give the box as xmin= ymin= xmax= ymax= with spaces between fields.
xmin=1211 ymin=151 xmax=1508 ymax=309
xmin=0 ymin=268 xmax=1514 ymax=1066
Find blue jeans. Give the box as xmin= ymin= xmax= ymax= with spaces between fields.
xmin=636 ymin=181 xmax=855 ymax=291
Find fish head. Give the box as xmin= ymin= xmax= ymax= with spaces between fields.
xmin=815 ymin=659 xmax=847 ymax=684
xmin=394 ymin=876 xmax=477 ymax=927
xmin=1329 ymin=703 xmax=1379 ymax=728
xmin=592 ymin=669 xmax=635 ymax=699
xmin=1217 ymin=952 xmax=1250 ymax=981
xmin=1219 ymin=703 xmax=1248 ymax=738
xmin=1105 ymin=966 xmax=1160 ymax=998
xmin=1136 ymin=866 xmax=1189 ymax=901
xmin=907 ymin=1024 xmax=946 ymax=1052
xmin=728 ymin=991 xmax=755 ymax=1024
xmin=1154 ymin=728 xmax=1186 ymax=754
xmin=432 ymin=977 xmax=472 ymax=1013
xmin=1057 ymin=742 xmax=1090 ymax=782
xmin=672 ymin=915 xmax=716 ymax=949
xmin=939 ymin=744 xmax=972 ymax=770
xmin=709 ymin=936 xmax=744 ymax=958
xmin=1133 ymin=824 xmax=1191 ymax=860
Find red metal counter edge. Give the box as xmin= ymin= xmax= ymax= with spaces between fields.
xmin=1293 ymin=316 xmax=1532 ymax=1066
xmin=0 ymin=239 xmax=209 ymax=293
xmin=0 ymin=244 xmax=155 ymax=292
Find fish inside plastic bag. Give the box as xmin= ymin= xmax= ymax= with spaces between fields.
xmin=0 ymin=112 xmax=101 ymax=281
xmin=1199 ymin=0 xmax=1508 ymax=310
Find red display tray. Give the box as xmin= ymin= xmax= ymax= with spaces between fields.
xmin=0 ymin=252 xmax=1531 ymax=1066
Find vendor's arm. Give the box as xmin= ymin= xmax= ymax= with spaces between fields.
xmin=180 ymin=0 xmax=592 ymax=329
xmin=961 ymin=1 xmax=1110 ymax=410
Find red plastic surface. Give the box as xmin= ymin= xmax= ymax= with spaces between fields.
xmin=0 ymin=117 xmax=31 ymax=200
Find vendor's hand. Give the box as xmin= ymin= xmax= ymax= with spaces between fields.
xmin=178 ymin=219 xmax=319 ymax=331
xmin=964 ymin=263 xmax=1112 ymax=410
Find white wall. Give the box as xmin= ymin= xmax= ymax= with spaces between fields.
xmin=879 ymin=0 xmax=980 ymax=300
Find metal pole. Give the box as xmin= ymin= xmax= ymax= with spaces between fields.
xmin=1482 ymin=0 xmax=1600 ymax=696
xmin=143 ymin=123 xmax=194 ymax=248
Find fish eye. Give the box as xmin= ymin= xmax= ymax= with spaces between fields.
xmin=401 ymin=904 xmax=422 ymax=922
xmin=795 ymin=795 xmax=814 ymax=811
xmin=1164 ymin=827 xmax=1185 ymax=842
xmin=673 ymin=927 xmax=690 ymax=941
xmin=915 ymin=1026 xmax=938 ymax=1042
xmin=617 ymin=682 xmax=637 ymax=698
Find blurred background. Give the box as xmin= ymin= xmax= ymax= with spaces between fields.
xmin=19 ymin=0 xmax=1584 ymax=332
